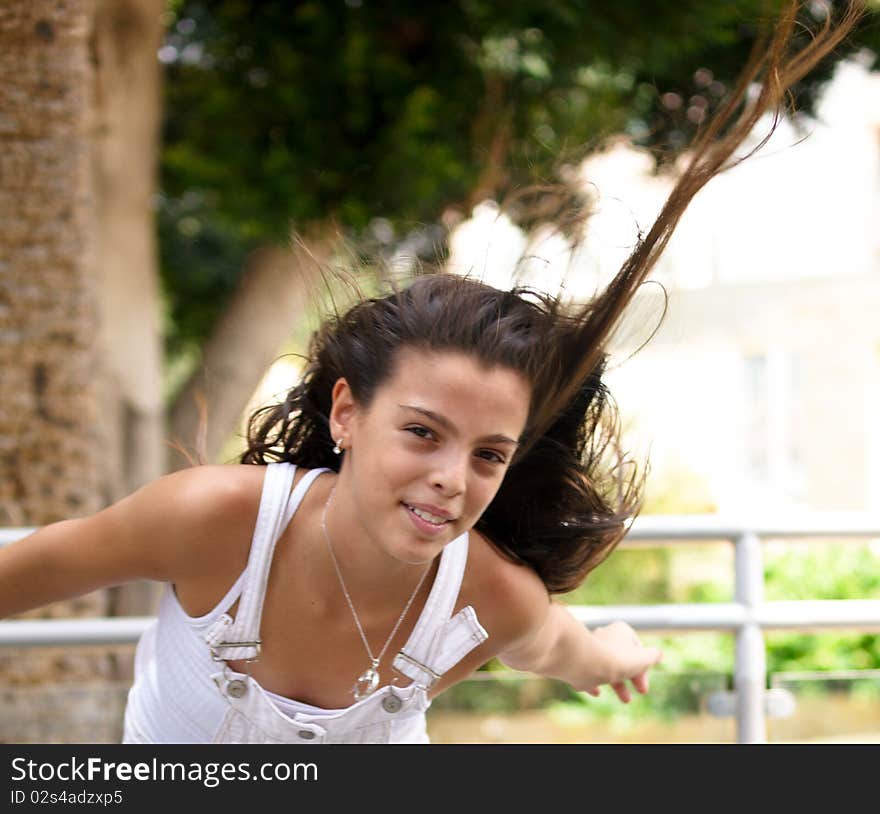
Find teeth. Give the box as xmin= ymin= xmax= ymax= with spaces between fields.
xmin=408 ymin=505 xmax=447 ymax=524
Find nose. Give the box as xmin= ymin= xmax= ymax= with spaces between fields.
xmin=431 ymin=448 xmax=467 ymax=498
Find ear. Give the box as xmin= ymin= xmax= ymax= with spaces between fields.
xmin=328 ymin=377 xmax=358 ymax=443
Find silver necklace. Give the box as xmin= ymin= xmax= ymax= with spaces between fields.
xmin=320 ymin=485 xmax=431 ymax=700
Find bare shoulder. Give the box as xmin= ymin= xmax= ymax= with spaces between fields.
xmin=156 ymin=463 xmax=266 ymax=521
xmin=103 ymin=464 xmax=266 ymax=583
xmin=154 ymin=463 xmax=322 ymax=578
xmin=464 ymin=527 xmax=551 ymax=654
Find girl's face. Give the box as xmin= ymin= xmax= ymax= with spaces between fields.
xmin=329 ymin=346 xmax=531 ymax=566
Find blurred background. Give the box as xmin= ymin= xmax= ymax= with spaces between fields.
xmin=2 ymin=0 xmax=880 ymax=743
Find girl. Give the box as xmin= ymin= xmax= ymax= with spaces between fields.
xmin=0 ymin=2 xmax=863 ymax=743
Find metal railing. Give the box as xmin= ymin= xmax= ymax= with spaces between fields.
xmin=2 ymin=516 xmax=880 ymax=743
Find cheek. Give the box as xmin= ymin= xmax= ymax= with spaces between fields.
xmin=465 ymin=478 xmax=501 ymax=515
xmin=352 ymin=436 xmax=417 ymax=500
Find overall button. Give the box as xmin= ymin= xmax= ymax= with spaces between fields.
xmin=382 ymin=694 xmax=402 ymax=713
xmin=226 ymin=679 xmax=247 ymax=699
xmin=298 ymin=730 xmax=316 ymax=740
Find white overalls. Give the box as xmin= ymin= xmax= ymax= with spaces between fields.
xmin=122 ymin=463 xmax=488 ymax=744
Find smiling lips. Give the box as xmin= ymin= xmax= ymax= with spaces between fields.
xmin=402 ymin=502 xmax=454 ymax=533
xmin=404 ymin=502 xmax=454 ymax=524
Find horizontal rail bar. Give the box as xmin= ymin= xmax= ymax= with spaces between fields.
xmin=754 ymin=600 xmax=880 ymax=630
xmin=626 ymin=515 xmax=880 ymax=541
xmin=3 ymin=599 xmax=879 ymax=647
xmin=566 ymin=600 xmax=880 ymax=632
xmin=771 ymin=668 xmax=880 ymax=683
xmin=0 ymin=617 xmax=154 ymax=647
xmin=567 ymin=603 xmax=747 ymax=631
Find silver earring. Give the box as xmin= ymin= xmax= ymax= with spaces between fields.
xmin=333 ymin=438 xmax=343 ymax=455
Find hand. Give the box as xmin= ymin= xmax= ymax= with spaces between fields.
xmin=582 ymin=621 xmax=663 ymax=704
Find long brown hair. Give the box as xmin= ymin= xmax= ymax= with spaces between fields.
xmin=242 ymin=2 xmax=864 ymax=593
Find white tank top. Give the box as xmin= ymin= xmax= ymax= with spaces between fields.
xmin=122 ymin=463 xmax=489 ymax=744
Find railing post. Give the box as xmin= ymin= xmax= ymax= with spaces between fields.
xmin=734 ymin=530 xmax=767 ymax=743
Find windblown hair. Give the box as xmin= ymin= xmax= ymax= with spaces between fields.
xmin=241 ymin=2 xmax=863 ymax=593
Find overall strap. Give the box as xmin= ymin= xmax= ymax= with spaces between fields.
xmin=204 ymin=463 xmax=328 ymax=661
xmin=392 ymin=532 xmax=488 ymax=687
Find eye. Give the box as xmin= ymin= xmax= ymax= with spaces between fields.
xmin=478 ymin=450 xmax=506 ymax=465
xmin=405 ymin=425 xmax=435 ymax=440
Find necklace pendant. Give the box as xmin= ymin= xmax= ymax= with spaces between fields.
xmin=353 ymin=663 xmax=380 ymax=700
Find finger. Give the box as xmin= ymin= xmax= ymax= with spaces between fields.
xmin=631 ymin=649 xmax=663 ymax=692
xmin=612 ymin=681 xmax=631 ymax=704
xmin=584 ymin=686 xmax=601 ymax=697
xmin=631 ymin=671 xmax=650 ymax=695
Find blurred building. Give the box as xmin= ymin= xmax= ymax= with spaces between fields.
xmin=608 ymin=274 xmax=880 ymax=514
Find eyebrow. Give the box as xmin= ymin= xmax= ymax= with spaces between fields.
xmin=398 ymin=404 xmax=521 ymax=446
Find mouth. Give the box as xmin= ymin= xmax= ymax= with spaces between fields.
xmin=402 ymin=503 xmax=452 ymax=534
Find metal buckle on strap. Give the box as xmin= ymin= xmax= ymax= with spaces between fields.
xmin=209 ymin=640 xmax=262 ymax=663
xmin=395 ymin=651 xmax=442 ymax=685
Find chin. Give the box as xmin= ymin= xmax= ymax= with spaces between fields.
xmin=395 ymin=537 xmax=449 ymax=566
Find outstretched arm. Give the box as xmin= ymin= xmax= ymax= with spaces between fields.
xmin=498 ymin=601 xmax=663 ymax=702
xmin=0 ymin=465 xmax=259 ymax=620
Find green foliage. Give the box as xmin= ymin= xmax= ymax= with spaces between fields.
xmin=564 ymin=547 xmax=671 ymax=606
xmin=764 ymin=542 xmax=880 ymax=601
xmin=766 ymin=631 xmax=880 ymax=674
xmin=158 ymin=191 xmax=250 ymax=359
xmin=164 ymin=2 xmax=779 ymax=227
xmin=158 ymin=1 xmax=880 ymax=356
